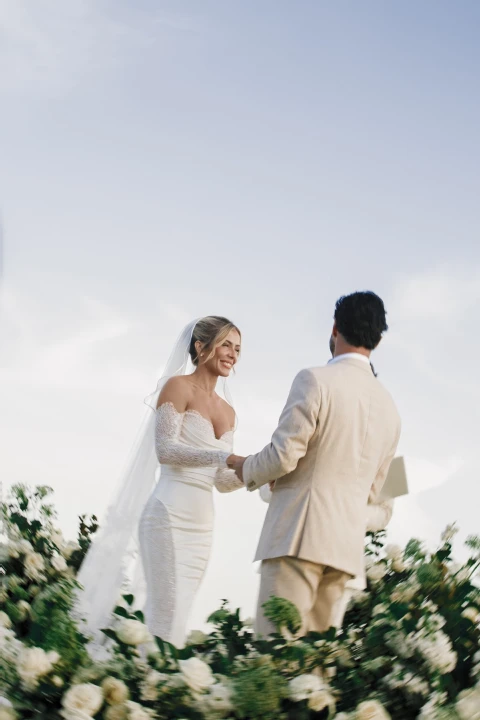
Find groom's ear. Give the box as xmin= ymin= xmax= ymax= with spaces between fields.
xmin=332 ymin=322 xmax=338 ymax=338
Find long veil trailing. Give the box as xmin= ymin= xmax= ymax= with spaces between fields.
xmin=76 ymin=320 xmax=200 ymax=647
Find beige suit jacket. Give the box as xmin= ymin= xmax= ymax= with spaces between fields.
xmin=243 ymin=357 xmax=401 ymax=578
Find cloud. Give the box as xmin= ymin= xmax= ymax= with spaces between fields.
xmin=0 ymin=287 xmax=189 ymax=394
xmin=387 ymin=263 xmax=480 ymax=397
xmin=0 ymin=0 xmax=196 ymax=94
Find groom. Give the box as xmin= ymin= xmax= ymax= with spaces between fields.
xmin=228 ymin=291 xmax=401 ymax=636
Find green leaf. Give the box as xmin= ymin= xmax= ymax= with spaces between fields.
xmin=101 ymin=628 xmax=118 ymax=641
xmin=133 ymin=610 xmax=145 ymax=623
xmin=122 ymin=593 xmax=134 ymax=606
xmin=113 ymin=605 xmax=129 ymax=618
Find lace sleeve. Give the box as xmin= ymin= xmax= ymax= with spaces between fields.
xmin=214 ymin=468 xmax=245 ymax=493
xmin=213 ymin=433 xmax=244 ymax=494
xmin=155 ymin=403 xmax=230 ymax=468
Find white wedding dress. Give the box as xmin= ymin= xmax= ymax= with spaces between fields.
xmin=138 ymin=402 xmax=243 ymax=647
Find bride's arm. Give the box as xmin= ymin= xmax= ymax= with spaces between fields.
xmin=155 ymin=403 xmax=230 ymax=468
xmin=214 ymin=435 xmax=245 ymax=494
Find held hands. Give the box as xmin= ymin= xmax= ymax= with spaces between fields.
xmin=226 ymin=454 xmax=247 ymax=482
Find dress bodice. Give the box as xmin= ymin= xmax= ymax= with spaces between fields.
xmin=153 ymin=403 xmax=242 ymax=493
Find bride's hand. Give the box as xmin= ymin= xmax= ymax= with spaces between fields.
xmin=226 ymin=454 xmax=246 ymax=482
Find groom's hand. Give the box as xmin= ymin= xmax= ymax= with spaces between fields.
xmin=226 ymin=454 xmax=247 ymax=482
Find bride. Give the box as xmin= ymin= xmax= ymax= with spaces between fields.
xmin=139 ymin=316 xmax=244 ymax=646
xmin=77 ymin=316 xmax=244 ymax=650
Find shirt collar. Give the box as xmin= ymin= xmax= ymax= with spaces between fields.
xmin=328 ymin=352 xmax=371 ymax=366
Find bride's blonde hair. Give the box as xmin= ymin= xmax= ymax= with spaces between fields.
xmin=190 ymin=316 xmax=241 ymax=366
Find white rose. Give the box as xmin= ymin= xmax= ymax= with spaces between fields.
xmin=16 ymin=601 xmax=31 ymax=622
xmin=308 ymin=689 xmax=336 ymax=713
xmin=0 ymin=707 xmax=17 ymax=720
xmin=456 ymin=687 xmax=480 ymax=720
xmin=61 ymin=683 xmax=103 ymax=718
xmin=105 ymin=706 xmax=128 ymax=720
xmin=126 ymin=701 xmax=154 ymax=720
xmin=116 ymin=619 xmax=152 ymax=646
xmin=52 ymin=675 xmax=64 ymax=687
xmin=51 ymin=530 xmax=65 ymax=549
xmin=385 ymin=544 xmax=403 ymax=561
xmin=102 ymin=677 xmax=130 ymax=705
xmin=288 ymin=674 xmax=325 ymax=702
xmin=51 ymin=555 xmax=68 ymax=573
xmin=462 ymin=607 xmax=480 ymax=624
xmin=367 ymin=563 xmax=387 ymax=583
xmin=0 ymin=612 xmax=12 ymax=629
xmin=24 ymin=553 xmax=45 ymax=581
xmin=62 ymin=541 xmax=81 ymax=560
xmin=356 ymin=699 xmax=391 ymax=720
xmin=179 ymin=657 xmax=215 ymax=693
xmin=392 ymin=558 xmax=407 ymax=573
xmin=186 ymin=629 xmax=209 ymax=645
xmin=17 ymin=540 xmax=33 ymax=555
xmin=0 ymin=588 xmax=8 ymax=603
xmin=205 ymin=682 xmax=233 ymax=714
xmin=17 ymin=647 xmax=54 ymax=690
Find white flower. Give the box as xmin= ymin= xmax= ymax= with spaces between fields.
xmin=413 ymin=629 xmax=457 ymax=674
xmin=16 ymin=600 xmax=31 ymax=621
xmin=0 ymin=588 xmax=8 ymax=603
xmin=15 ymin=539 xmax=33 ymax=555
xmin=462 ymin=607 xmax=480 ymax=624
xmin=392 ymin=558 xmax=407 ymax=573
xmin=178 ymin=657 xmax=215 ymax=693
xmin=456 ymin=686 xmax=480 ymax=720
xmin=205 ymin=682 xmax=233 ymax=715
xmin=61 ymin=683 xmax=104 ymax=719
xmin=102 ymin=677 xmax=130 ymax=706
xmin=308 ymin=689 xmax=336 ymax=713
xmin=0 ymin=612 xmax=12 ymax=629
xmin=62 ymin=541 xmax=81 ymax=560
xmin=385 ymin=544 xmax=403 ymax=561
xmin=288 ymin=673 xmax=325 ymax=702
xmin=51 ymin=555 xmax=68 ymax=573
xmin=24 ymin=553 xmax=45 ymax=581
xmin=366 ymin=562 xmax=387 ymax=583
xmin=126 ymin=701 xmax=155 ymax=720
xmin=0 ymin=706 xmax=17 ymax=720
xmin=51 ymin=530 xmax=65 ymax=549
xmin=186 ymin=629 xmax=209 ymax=645
xmin=116 ymin=619 xmax=152 ymax=646
xmin=140 ymin=670 xmax=166 ymax=702
xmin=17 ymin=646 xmax=56 ymax=690
xmin=355 ymin=699 xmax=391 ymax=720
xmin=52 ymin=675 xmax=64 ymax=687
xmin=105 ymin=706 xmax=128 ymax=720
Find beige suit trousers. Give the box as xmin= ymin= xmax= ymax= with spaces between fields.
xmin=255 ymin=556 xmax=351 ymax=638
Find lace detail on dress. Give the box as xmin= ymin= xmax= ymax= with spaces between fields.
xmin=214 ymin=468 xmax=245 ymax=493
xmin=155 ymin=403 xmax=230 ymax=468
xmin=139 ymin=497 xmax=176 ymax=640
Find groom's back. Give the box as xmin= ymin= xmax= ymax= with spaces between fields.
xmin=255 ymin=356 xmax=401 ymax=577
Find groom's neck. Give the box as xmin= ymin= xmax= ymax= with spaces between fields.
xmin=334 ymin=336 xmax=371 ymax=359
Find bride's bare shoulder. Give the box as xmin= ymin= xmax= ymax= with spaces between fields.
xmin=157 ymin=376 xmax=192 ymax=412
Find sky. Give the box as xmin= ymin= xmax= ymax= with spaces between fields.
xmin=1 ymin=0 xmax=479 ymax=631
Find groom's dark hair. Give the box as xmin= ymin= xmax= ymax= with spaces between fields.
xmin=334 ymin=291 xmax=388 ymax=350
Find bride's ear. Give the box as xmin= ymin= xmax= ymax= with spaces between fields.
xmin=194 ymin=340 xmax=205 ymax=363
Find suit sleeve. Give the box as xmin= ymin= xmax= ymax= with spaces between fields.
xmin=366 ymin=499 xmax=394 ymax=532
xmin=243 ymin=369 xmax=321 ymax=491
xmin=368 ymin=416 xmax=401 ymax=504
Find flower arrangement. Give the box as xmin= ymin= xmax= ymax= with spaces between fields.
xmin=1 ymin=485 xmax=479 ymax=719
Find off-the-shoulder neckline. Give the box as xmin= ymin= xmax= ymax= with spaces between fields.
xmin=157 ymin=401 xmax=234 ymax=442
